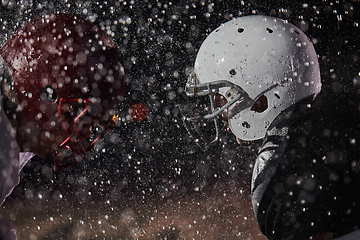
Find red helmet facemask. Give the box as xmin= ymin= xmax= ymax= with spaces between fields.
xmin=0 ymin=13 xmax=126 ymax=170
xmin=54 ymin=98 xmax=117 ymax=170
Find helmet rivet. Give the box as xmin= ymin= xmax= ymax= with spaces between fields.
xmin=229 ymin=69 xmax=237 ymax=75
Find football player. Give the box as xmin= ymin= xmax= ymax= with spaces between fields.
xmin=184 ymin=15 xmax=360 ymax=240
xmin=0 ymin=13 xmax=126 ymax=239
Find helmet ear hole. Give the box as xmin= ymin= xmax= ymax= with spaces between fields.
xmin=40 ymin=86 xmax=58 ymax=102
xmin=251 ymin=95 xmax=268 ymax=113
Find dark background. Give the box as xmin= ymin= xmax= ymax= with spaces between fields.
xmin=0 ymin=0 xmax=359 ymax=239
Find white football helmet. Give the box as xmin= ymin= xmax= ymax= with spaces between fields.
xmin=184 ymin=15 xmax=321 ymax=149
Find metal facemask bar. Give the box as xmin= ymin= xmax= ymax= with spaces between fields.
xmin=183 ymin=73 xmax=252 ymax=150
xmin=53 ymin=98 xmax=112 ymax=171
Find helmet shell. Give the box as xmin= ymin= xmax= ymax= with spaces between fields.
xmin=0 ymin=13 xmax=126 ymax=130
xmin=194 ymin=15 xmax=321 ymax=141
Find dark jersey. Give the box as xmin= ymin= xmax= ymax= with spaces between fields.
xmin=251 ymin=92 xmax=360 ymax=240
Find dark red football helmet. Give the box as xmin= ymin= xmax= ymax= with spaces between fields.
xmin=0 ymin=13 xmax=126 ymax=170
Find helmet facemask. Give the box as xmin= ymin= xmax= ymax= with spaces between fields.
xmin=53 ymin=98 xmax=116 ymax=170
xmin=183 ymin=72 xmax=276 ymax=149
